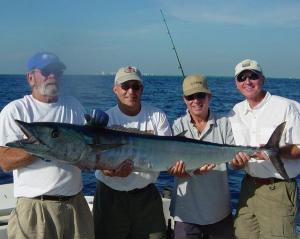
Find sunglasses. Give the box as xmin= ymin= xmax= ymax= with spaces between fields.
xmin=185 ymin=92 xmax=207 ymax=101
xmin=236 ymin=72 xmax=260 ymax=82
xmin=120 ymin=82 xmax=142 ymax=91
xmin=33 ymin=68 xmax=63 ymax=78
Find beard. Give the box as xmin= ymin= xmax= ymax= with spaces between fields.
xmin=37 ymin=81 xmax=59 ymax=97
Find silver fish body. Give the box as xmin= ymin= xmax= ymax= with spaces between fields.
xmin=6 ymin=120 xmax=289 ymax=179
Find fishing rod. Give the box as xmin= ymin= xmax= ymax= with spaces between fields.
xmin=160 ymin=10 xmax=228 ymax=113
xmin=160 ymin=9 xmax=185 ymax=78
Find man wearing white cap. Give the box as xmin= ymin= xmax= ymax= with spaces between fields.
xmin=93 ymin=66 xmax=172 ymax=239
xmin=229 ymin=59 xmax=300 ymax=238
xmin=0 ymin=52 xmax=94 ymax=238
xmin=168 ymin=74 xmax=235 ymax=239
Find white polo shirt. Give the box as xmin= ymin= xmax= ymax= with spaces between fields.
xmin=229 ymin=92 xmax=300 ymax=179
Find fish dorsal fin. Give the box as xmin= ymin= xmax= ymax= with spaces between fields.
xmin=108 ymin=125 xmax=153 ymax=135
xmin=174 ymin=130 xmax=188 ymax=137
xmin=264 ymin=121 xmax=286 ymax=149
xmin=88 ymin=143 xmax=126 ymax=152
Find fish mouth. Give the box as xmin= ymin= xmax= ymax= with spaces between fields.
xmin=14 ymin=120 xmax=42 ymax=145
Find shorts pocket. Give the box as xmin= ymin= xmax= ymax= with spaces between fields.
xmin=271 ymin=206 xmax=296 ymax=237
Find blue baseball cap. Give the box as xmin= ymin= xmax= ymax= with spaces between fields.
xmin=27 ymin=52 xmax=66 ymax=71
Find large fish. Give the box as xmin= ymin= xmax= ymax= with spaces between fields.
xmin=6 ymin=120 xmax=289 ymax=179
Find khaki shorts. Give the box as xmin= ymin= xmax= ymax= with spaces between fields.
xmin=234 ymin=175 xmax=297 ymax=239
xmin=7 ymin=192 xmax=94 ymax=239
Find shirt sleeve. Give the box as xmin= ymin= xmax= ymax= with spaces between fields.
xmin=68 ymin=96 xmax=86 ymax=125
xmin=0 ymin=103 xmax=24 ymax=146
xmin=172 ymin=117 xmax=184 ymax=136
xmin=224 ymin=119 xmax=235 ymax=145
xmin=155 ymin=111 xmax=172 ymax=136
xmin=216 ymin=116 xmax=235 ymax=145
xmin=285 ymin=104 xmax=300 ymax=145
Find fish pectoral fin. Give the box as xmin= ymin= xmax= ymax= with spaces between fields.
xmin=89 ymin=143 xmax=126 ymax=151
xmin=108 ymin=125 xmax=154 ymax=135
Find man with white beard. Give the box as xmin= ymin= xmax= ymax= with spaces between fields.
xmin=0 ymin=52 xmax=95 ymax=239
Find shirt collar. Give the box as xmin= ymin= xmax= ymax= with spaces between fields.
xmin=243 ymin=91 xmax=271 ymax=115
xmin=187 ymin=109 xmax=216 ymax=128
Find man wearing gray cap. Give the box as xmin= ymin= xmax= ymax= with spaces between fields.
xmin=168 ymin=74 xmax=236 ymax=239
xmin=93 ymin=66 xmax=172 ymax=239
xmin=0 ymin=52 xmax=94 ymax=238
xmin=229 ymin=59 xmax=300 ymax=238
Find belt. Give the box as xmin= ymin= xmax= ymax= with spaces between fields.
xmin=246 ymin=174 xmax=293 ymax=186
xmin=127 ymin=183 xmax=154 ymax=194
xmin=33 ymin=193 xmax=78 ymax=202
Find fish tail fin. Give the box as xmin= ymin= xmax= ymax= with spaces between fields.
xmin=263 ymin=122 xmax=290 ymax=180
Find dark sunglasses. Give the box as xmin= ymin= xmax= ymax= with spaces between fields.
xmin=185 ymin=92 xmax=207 ymax=101
xmin=120 ymin=82 xmax=142 ymax=91
xmin=34 ymin=68 xmax=63 ymax=78
xmin=236 ymin=72 xmax=260 ymax=82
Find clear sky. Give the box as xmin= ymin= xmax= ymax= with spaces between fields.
xmin=1 ymin=0 xmax=300 ymax=78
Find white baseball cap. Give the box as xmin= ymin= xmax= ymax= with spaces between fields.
xmin=235 ymin=59 xmax=263 ymax=78
xmin=114 ymin=66 xmax=143 ymax=85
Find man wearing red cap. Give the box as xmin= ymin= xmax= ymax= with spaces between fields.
xmin=0 ymin=52 xmax=94 ymax=239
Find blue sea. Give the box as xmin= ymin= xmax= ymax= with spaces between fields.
xmin=1 ymin=74 xmax=300 ymax=232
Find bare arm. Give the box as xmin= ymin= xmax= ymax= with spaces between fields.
xmin=279 ymin=144 xmax=300 ymax=159
xmin=0 ymin=146 xmax=37 ymax=172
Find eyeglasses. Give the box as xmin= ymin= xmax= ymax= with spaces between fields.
xmin=120 ymin=82 xmax=142 ymax=91
xmin=236 ymin=72 xmax=260 ymax=82
xmin=33 ymin=68 xmax=63 ymax=78
xmin=185 ymin=92 xmax=207 ymax=101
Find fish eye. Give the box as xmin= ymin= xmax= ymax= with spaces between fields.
xmin=51 ymin=129 xmax=59 ymax=138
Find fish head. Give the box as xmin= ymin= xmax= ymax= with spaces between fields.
xmin=6 ymin=120 xmax=91 ymax=164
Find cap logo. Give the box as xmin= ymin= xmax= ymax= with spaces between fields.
xmin=125 ymin=66 xmax=137 ymax=73
xmin=191 ymin=82 xmax=202 ymax=86
xmin=242 ymin=61 xmax=251 ymax=67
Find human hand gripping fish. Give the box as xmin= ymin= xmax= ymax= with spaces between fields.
xmin=168 ymin=160 xmax=216 ymax=177
xmin=230 ymin=150 xmax=270 ymax=170
xmin=101 ymin=160 xmax=133 ymax=177
xmin=231 ymin=145 xmax=289 ymax=180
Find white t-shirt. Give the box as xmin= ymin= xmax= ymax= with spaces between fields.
xmin=0 ymin=95 xmax=86 ymax=197
xmin=229 ymin=92 xmax=300 ymax=178
xmin=95 ymin=103 xmax=172 ymax=191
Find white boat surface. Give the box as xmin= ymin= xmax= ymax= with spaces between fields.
xmin=0 ymin=183 xmax=173 ymax=239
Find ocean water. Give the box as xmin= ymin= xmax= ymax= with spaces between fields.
xmin=0 ymin=74 xmax=300 ymax=232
